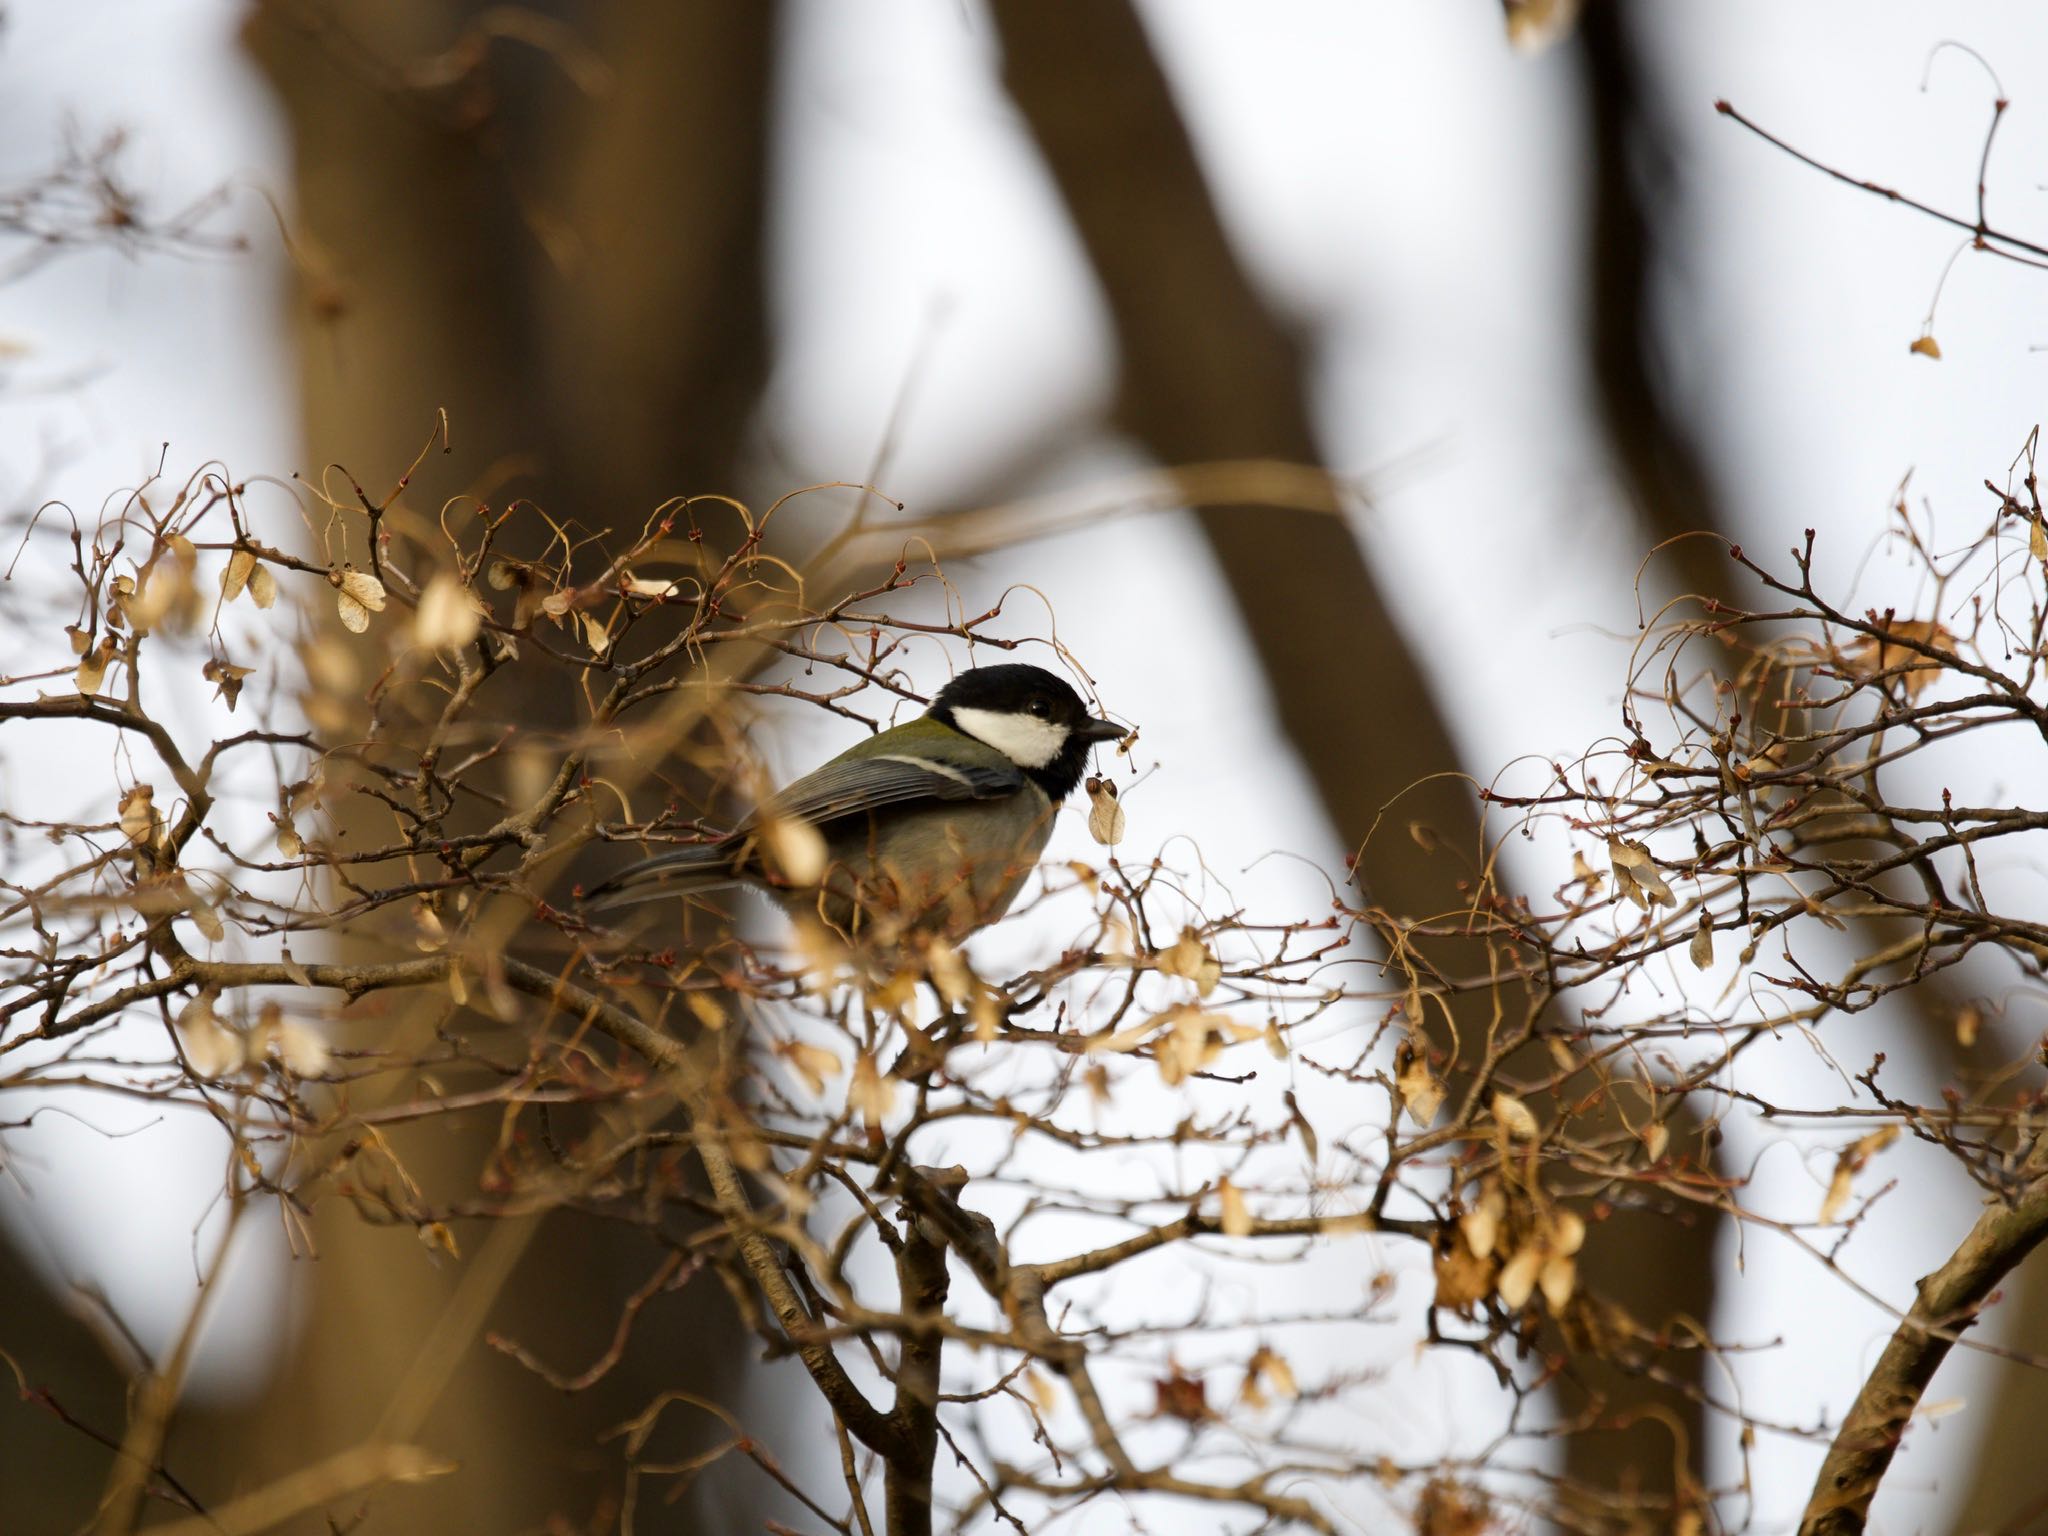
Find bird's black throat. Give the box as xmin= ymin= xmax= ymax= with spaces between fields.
xmin=1030 ymin=734 xmax=1095 ymax=802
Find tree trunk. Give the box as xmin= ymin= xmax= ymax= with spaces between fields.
xmin=193 ymin=2 xmax=779 ymax=1526
xmin=993 ymin=3 xmax=1717 ymax=1521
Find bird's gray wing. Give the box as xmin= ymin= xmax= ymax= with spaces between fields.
xmin=582 ymin=753 xmax=1024 ymax=913
xmin=745 ymin=752 xmax=1025 ymax=832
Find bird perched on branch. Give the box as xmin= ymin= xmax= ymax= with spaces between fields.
xmin=582 ymin=664 xmax=1125 ymax=943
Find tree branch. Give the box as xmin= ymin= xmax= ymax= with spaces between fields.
xmin=1799 ymin=1134 xmax=2048 ymax=1534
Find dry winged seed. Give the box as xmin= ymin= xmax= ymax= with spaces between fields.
xmin=1491 ymin=1091 xmax=1540 ymax=1140
xmin=119 ymin=785 xmax=160 ymax=847
xmin=1157 ymin=927 xmax=1220 ymax=996
xmin=848 ymin=1052 xmax=896 ymax=1123
xmin=414 ymin=573 xmax=483 ymax=649
xmin=1085 ymin=775 xmax=1126 ymax=846
xmin=222 ymin=547 xmax=257 ymax=601
xmin=334 ymin=568 xmax=387 ymax=633
xmin=1217 ymin=1176 xmax=1252 ymax=1237
xmin=1397 ymin=1053 xmax=1445 ymax=1127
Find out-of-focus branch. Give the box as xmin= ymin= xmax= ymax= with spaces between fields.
xmin=144 ymin=1444 xmax=455 ymax=1536
xmin=1799 ymin=1135 xmax=2048 ymax=1535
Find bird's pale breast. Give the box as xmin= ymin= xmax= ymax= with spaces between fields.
xmin=807 ymin=784 xmax=1056 ymax=942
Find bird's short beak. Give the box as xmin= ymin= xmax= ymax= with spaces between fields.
xmin=1077 ymin=716 xmax=1125 ymax=745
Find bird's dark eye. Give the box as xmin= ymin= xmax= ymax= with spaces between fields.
xmin=1028 ymin=698 xmax=1051 ymax=718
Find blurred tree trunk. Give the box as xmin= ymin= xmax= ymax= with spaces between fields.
xmin=992 ymin=2 xmax=1716 ymax=1524
xmin=152 ymin=2 xmax=782 ymax=1528
xmin=1579 ymin=1 xmax=1729 ymax=608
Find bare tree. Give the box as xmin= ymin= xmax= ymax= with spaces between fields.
xmin=14 ymin=14 xmax=2048 ymax=1536
xmin=10 ymin=410 xmax=2048 ymax=1531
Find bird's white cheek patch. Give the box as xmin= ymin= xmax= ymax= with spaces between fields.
xmin=950 ymin=708 xmax=1069 ymax=769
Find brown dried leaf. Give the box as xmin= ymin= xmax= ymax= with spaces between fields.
xmin=1491 ymin=1091 xmax=1540 ymax=1141
xmin=1248 ymin=1344 xmax=1296 ymax=1399
xmin=760 ymin=816 xmax=827 ymax=886
xmin=1821 ymin=1125 xmax=1901 ymax=1225
xmin=1460 ymin=1182 xmax=1507 ymax=1261
xmin=1216 ymin=1176 xmax=1252 ymax=1238
xmin=864 ymin=968 xmax=918 ymax=1020
xmin=1819 ymin=1164 xmax=1854 ymax=1227
xmin=248 ymin=562 xmax=277 ymax=609
xmin=221 ymin=547 xmax=257 ymax=601
xmin=1607 ymin=838 xmax=1673 ymax=909
xmin=1908 ymin=332 xmax=1942 ymax=360
xmin=622 ymin=572 xmax=689 ymax=599
xmin=75 ymin=641 xmax=111 ymax=698
xmin=1538 ymin=1252 xmax=1578 ymax=1310
xmin=187 ymin=899 xmax=225 ymax=943
xmin=175 ymin=990 xmax=241 ymax=1078
xmin=413 ymin=902 xmax=447 ymax=953
xmin=1496 ymin=1243 xmax=1544 ymax=1309
xmin=1020 ymin=1368 xmax=1057 ymax=1416
xmin=202 ymin=657 xmax=254 ymax=712
xmin=1157 ymin=926 xmax=1221 ymax=997
xmin=1433 ymin=1230 xmax=1494 ymax=1312
xmin=1396 ymin=1044 xmax=1445 ymax=1128
xmin=775 ymin=1038 xmax=842 ymax=1097
xmin=1153 ymin=1007 xmax=1229 ymax=1086
xmin=1416 ymin=1476 xmax=1492 ymax=1536
xmin=971 ymin=985 xmax=1003 ymax=1044
xmin=267 ymin=1016 xmax=330 ymax=1078
xmin=1955 ymin=1002 xmax=1982 ymax=1048
xmin=130 ymin=556 xmax=197 ymax=632
xmin=1084 ymin=774 xmax=1125 ymax=846
xmin=415 ymin=573 xmax=483 ymax=650
xmin=848 ymin=1052 xmax=896 ymax=1125
xmin=1151 ymin=1365 xmax=1211 ymax=1423
xmin=1238 ymin=1343 xmax=1298 ymax=1409
xmin=119 ymin=784 xmax=160 ymax=848
xmin=1837 ymin=617 xmax=1955 ymax=701
xmin=1689 ymin=911 xmax=1715 ymax=970
xmin=334 ymin=567 xmax=386 ymax=633
xmin=923 ymin=938 xmax=971 ymax=1005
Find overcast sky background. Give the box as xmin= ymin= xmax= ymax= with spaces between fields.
xmin=5 ymin=3 xmax=2048 ymax=1529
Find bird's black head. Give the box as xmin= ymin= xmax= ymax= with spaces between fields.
xmin=929 ymin=663 xmax=1124 ymax=800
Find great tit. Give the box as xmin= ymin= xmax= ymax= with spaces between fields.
xmin=583 ymin=664 xmax=1125 ymax=942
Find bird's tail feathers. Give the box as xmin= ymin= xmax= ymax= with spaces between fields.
xmin=582 ymin=843 xmax=741 ymax=911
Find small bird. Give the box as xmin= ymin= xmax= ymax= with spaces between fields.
xmin=583 ymin=664 xmax=1125 ymax=943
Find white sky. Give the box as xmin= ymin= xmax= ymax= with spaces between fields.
xmin=6 ymin=1 xmax=2048 ymax=1529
